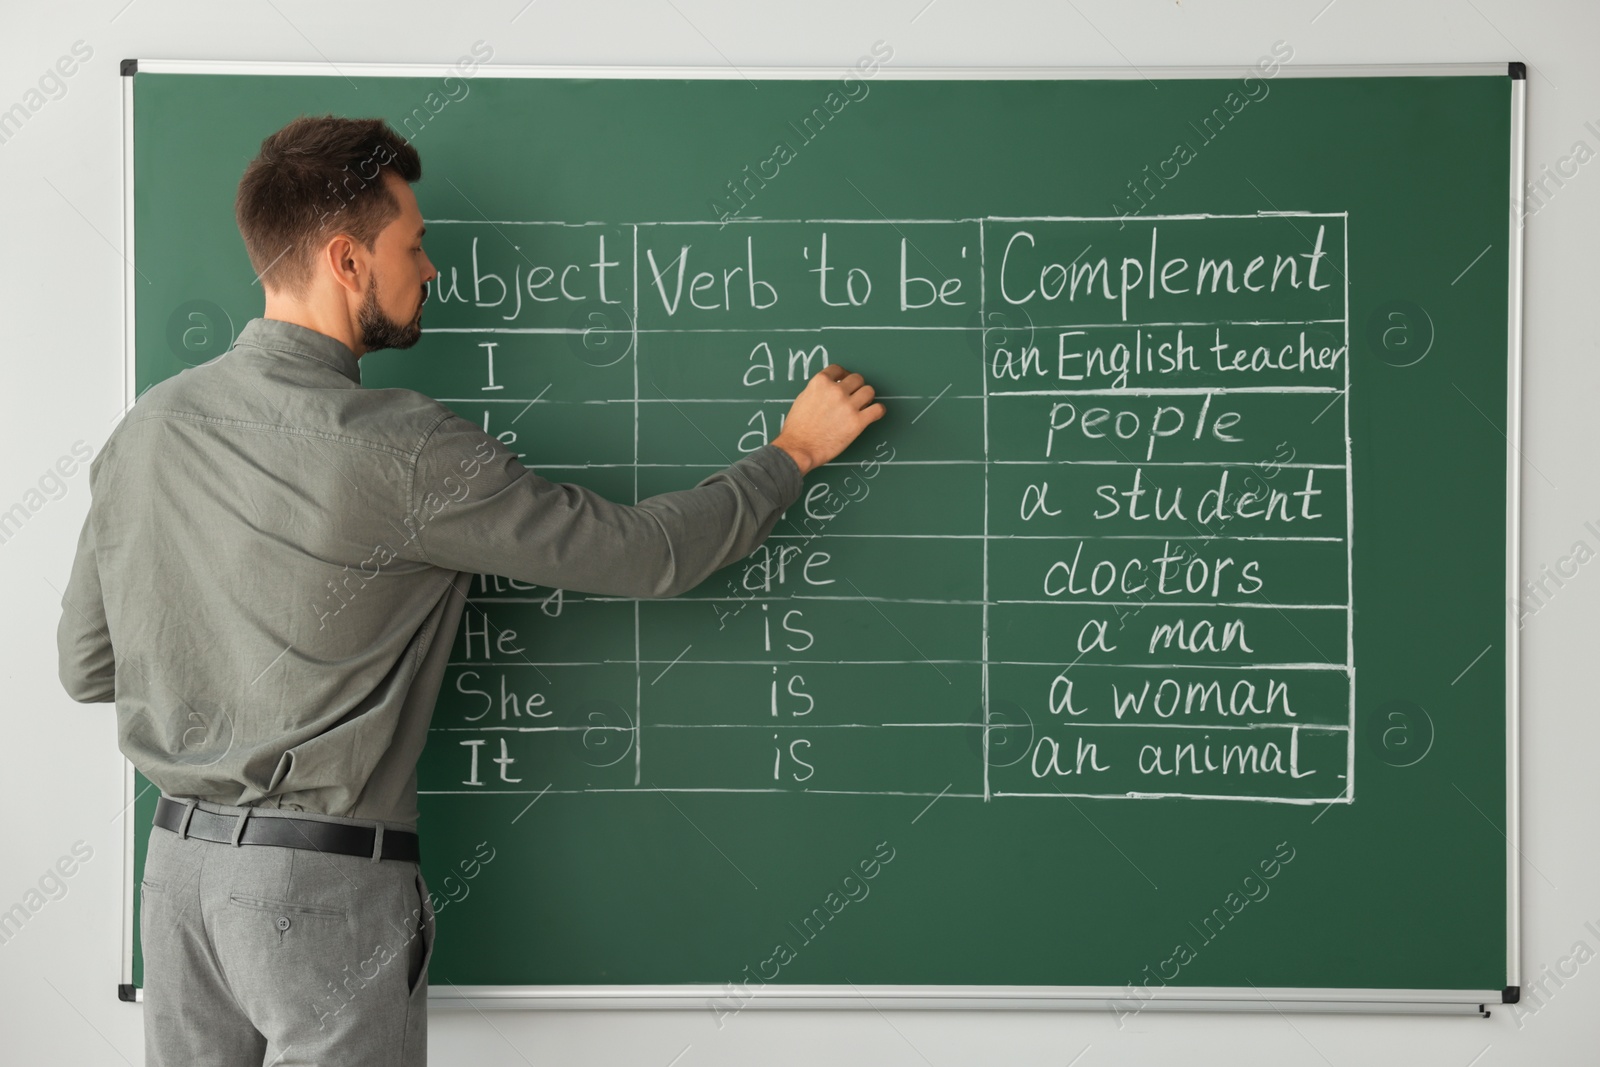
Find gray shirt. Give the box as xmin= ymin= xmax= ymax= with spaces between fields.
xmin=57 ymin=317 xmax=803 ymax=831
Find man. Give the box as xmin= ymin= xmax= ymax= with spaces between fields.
xmin=57 ymin=115 xmax=883 ymax=1066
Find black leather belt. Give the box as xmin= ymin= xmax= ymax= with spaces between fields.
xmin=154 ymin=796 xmax=420 ymax=863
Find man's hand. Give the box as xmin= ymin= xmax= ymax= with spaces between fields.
xmin=771 ymin=364 xmax=886 ymax=475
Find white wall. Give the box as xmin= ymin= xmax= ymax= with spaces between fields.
xmin=2 ymin=1 xmax=1596 ymax=1063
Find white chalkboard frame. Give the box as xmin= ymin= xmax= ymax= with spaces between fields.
xmin=116 ymin=58 xmax=1525 ymax=1016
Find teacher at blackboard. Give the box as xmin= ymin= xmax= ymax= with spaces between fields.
xmin=55 ymin=114 xmax=885 ymax=1067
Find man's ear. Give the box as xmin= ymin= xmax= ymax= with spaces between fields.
xmin=322 ymin=233 xmax=365 ymax=296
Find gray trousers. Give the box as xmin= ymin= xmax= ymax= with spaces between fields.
xmin=140 ymin=797 xmax=435 ymax=1066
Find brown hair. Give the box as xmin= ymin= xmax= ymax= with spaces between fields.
xmin=234 ymin=115 xmax=422 ymax=297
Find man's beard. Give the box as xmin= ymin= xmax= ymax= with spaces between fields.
xmin=357 ymin=273 xmax=427 ymax=352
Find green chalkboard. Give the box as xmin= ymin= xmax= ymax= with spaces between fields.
xmin=124 ymin=60 xmax=1521 ymax=1008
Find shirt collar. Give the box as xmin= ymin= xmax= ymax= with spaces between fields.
xmin=233 ymin=318 xmax=362 ymax=385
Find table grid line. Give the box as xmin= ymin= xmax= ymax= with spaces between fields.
xmin=633 ymin=221 xmax=643 ymax=788
xmin=980 ymin=216 xmax=991 ymax=801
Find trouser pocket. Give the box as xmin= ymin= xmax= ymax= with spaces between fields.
xmin=407 ymin=870 xmax=435 ymax=997
xmin=227 ymin=892 xmax=349 ymax=944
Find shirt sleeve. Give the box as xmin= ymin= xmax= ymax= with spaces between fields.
xmin=57 ymin=477 xmax=117 ymax=703
xmin=402 ymin=413 xmax=805 ymax=598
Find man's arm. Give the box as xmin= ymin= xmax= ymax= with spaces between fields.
xmin=57 ymin=503 xmax=116 ymax=703
xmin=406 ymin=418 xmax=802 ymax=598
xmin=403 ymin=365 xmax=884 ymax=598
